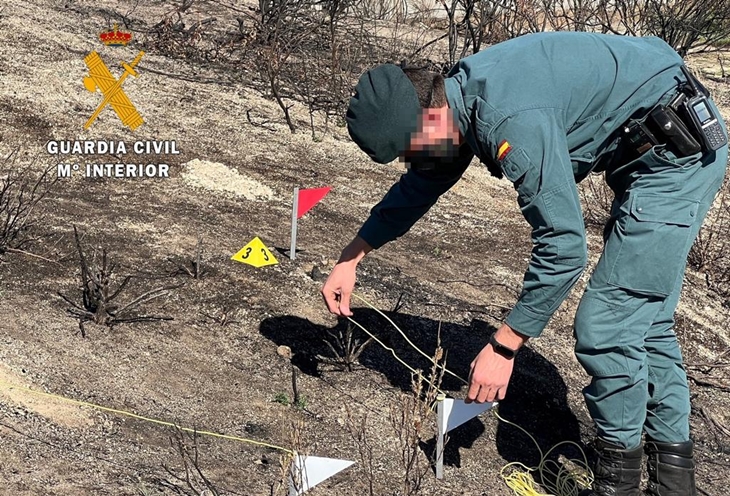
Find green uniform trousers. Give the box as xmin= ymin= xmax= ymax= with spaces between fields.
xmin=574 ymin=100 xmax=728 ymax=449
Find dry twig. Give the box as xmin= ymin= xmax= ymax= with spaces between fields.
xmin=687 ymin=373 xmax=730 ymax=393
xmin=698 ymin=405 xmax=730 ymax=439
xmin=0 ymin=151 xmax=57 ymax=255
xmin=161 ymin=426 xmax=222 ymax=496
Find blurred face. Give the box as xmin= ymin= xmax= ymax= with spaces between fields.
xmin=401 ymin=106 xmax=463 ymax=170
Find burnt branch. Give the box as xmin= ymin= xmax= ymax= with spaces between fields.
xmin=322 ymin=321 xmax=374 ymax=371
xmin=58 ymin=226 xmax=180 ymax=333
xmin=161 ymin=426 xmax=222 ymax=496
xmin=0 ymin=151 xmax=57 ymax=255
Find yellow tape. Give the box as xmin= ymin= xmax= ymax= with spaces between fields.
xmin=0 ymin=380 xmax=293 ymax=454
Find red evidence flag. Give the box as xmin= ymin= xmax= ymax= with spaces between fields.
xmin=297 ymin=187 xmax=331 ymax=219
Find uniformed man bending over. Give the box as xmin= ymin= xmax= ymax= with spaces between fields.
xmin=321 ymin=32 xmax=729 ymax=496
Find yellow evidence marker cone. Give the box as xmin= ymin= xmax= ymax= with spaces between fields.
xmin=232 ymin=237 xmax=278 ymax=268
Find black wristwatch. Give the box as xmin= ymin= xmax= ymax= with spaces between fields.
xmin=489 ymin=334 xmax=518 ymax=359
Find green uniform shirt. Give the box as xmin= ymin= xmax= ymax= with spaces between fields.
xmin=358 ymin=32 xmax=685 ymax=337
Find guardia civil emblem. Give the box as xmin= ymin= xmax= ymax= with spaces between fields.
xmin=82 ymin=24 xmax=145 ymax=130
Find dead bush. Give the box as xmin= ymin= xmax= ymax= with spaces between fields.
xmin=594 ymin=0 xmax=730 ymax=56
xmin=145 ymin=1 xmax=220 ymax=62
xmin=344 ymin=406 xmax=377 ymax=496
xmin=248 ymin=0 xmax=331 ymax=132
xmin=689 ymin=179 xmax=730 ymax=298
xmin=282 ymin=419 xmax=311 ymax=496
xmin=322 ymin=295 xmax=410 ymax=371
xmin=341 ymin=319 xmax=447 ymax=495
xmin=0 ymin=150 xmax=57 ymax=256
xmin=389 ymin=344 xmax=445 ymax=496
xmin=442 ymin=0 xmax=730 ymax=64
xmin=360 ymin=0 xmax=409 ymax=21
xmin=143 ymin=0 xmax=730 ymax=138
xmin=579 ymin=173 xmax=614 ymax=229
xmin=58 ymin=226 xmax=181 ymax=336
xmin=322 ymin=320 xmax=374 ymax=371
xmin=159 ymin=426 xmax=222 ymax=496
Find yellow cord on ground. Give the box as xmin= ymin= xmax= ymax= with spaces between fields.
xmin=351 ymin=293 xmax=594 ymax=496
xmin=347 ymin=315 xmax=448 ymax=398
xmin=351 ymin=293 xmax=468 ymax=386
xmin=495 ymin=408 xmax=593 ymax=495
xmin=0 ymin=380 xmax=293 ymax=454
xmin=1 ymin=292 xmax=595 ymax=495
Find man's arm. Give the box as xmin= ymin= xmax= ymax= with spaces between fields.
xmin=322 ymin=146 xmax=474 ymax=316
xmin=358 ymin=145 xmax=474 ymax=249
xmin=321 ymin=235 xmax=372 ymax=316
xmin=467 ymin=107 xmax=588 ymax=403
xmin=491 ymin=107 xmax=588 ymax=338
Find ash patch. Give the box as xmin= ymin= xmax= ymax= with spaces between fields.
xmin=181 ymin=159 xmax=274 ymax=201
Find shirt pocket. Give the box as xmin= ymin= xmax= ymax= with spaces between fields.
xmin=607 ymin=192 xmax=699 ymax=297
xmin=501 ymin=147 xmax=540 ymax=205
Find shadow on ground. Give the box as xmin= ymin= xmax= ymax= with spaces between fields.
xmin=260 ymin=309 xmax=584 ymax=476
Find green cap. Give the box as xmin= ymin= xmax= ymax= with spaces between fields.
xmin=346 ymin=64 xmax=421 ymax=164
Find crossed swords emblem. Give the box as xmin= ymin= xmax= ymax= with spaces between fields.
xmin=83 ymin=50 xmax=145 ymax=130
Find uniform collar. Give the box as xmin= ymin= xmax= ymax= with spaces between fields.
xmin=445 ymin=76 xmax=479 ymax=157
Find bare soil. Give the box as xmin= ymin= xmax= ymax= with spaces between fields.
xmin=1 ymin=2 xmax=729 ymax=495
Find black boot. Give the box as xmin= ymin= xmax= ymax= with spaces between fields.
xmin=579 ymin=438 xmax=643 ymax=496
xmin=644 ymin=439 xmax=696 ymax=496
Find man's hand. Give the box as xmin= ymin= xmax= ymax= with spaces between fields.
xmin=321 ymin=261 xmax=357 ymax=316
xmin=321 ymin=236 xmax=372 ymax=316
xmin=466 ymin=323 xmax=528 ymax=403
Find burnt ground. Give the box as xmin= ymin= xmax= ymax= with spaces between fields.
xmin=1 ymin=1 xmax=730 ymax=495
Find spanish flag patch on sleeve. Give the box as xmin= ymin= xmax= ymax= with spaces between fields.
xmin=497 ymin=140 xmax=512 ymax=161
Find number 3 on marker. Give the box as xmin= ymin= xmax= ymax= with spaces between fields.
xmin=241 ymin=247 xmax=252 ymax=259
xmin=261 ymin=248 xmax=269 ymax=261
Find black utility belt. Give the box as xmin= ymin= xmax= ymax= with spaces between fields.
xmin=622 ymin=66 xmax=727 ymax=160
xmin=622 ymin=104 xmax=700 ymax=158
